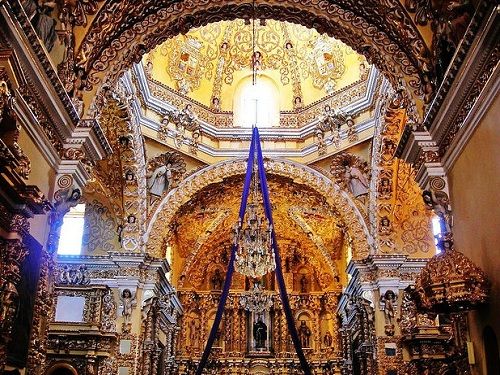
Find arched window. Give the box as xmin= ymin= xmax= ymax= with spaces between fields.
xmin=57 ymin=203 xmax=86 ymax=255
xmin=233 ymin=75 xmax=280 ymax=127
xmin=431 ymin=216 xmax=442 ymax=254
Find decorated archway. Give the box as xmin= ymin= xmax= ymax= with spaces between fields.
xmin=145 ymin=157 xmax=373 ymax=259
xmin=75 ymin=0 xmax=434 ymax=116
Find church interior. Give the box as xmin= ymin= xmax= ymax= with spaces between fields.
xmin=0 ymin=0 xmax=498 ymax=374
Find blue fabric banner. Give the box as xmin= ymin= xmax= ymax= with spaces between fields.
xmin=196 ymin=127 xmax=311 ymax=374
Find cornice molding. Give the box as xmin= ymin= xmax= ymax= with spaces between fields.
xmin=132 ymin=63 xmax=380 ymax=139
xmin=396 ymin=3 xmax=499 ymax=188
xmin=0 ymin=1 xmax=112 ymax=171
xmin=127 ymin=66 xmax=382 ymax=160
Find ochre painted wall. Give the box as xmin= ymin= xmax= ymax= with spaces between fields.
xmin=448 ymin=93 xmax=500 ymax=375
xmin=18 ymin=127 xmax=54 ymax=247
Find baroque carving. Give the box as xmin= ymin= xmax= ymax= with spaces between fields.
xmin=81 ymin=199 xmax=117 ymax=253
xmin=143 ymin=65 xmax=376 ymax=130
xmin=77 ymin=0 xmax=433 ymax=113
xmin=146 ymin=158 xmax=371 ymax=260
xmin=330 ymin=152 xmax=370 ymax=199
xmin=415 ymin=236 xmax=490 ymax=313
xmin=146 ymin=151 xmax=187 ymax=205
xmin=0 ymin=79 xmax=31 ymax=179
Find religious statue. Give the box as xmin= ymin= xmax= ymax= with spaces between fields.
xmin=381 ymin=290 xmax=396 ymax=324
xmin=345 ymin=165 xmax=369 ymax=197
xmin=253 ymin=316 xmax=267 ymax=349
xmin=422 ymin=190 xmax=452 ymax=234
xmin=378 ymin=178 xmax=392 ymax=200
xmin=147 ymin=163 xmax=173 ymax=197
xmin=323 ymin=331 xmax=333 ymax=347
xmin=51 ymin=189 xmax=81 ymax=225
xmin=125 ymin=170 xmax=135 ymax=182
xmin=58 ymin=264 xmax=90 ymax=285
xmin=22 ymin=1 xmax=57 ymax=51
xmin=315 ymin=127 xmax=327 ymax=155
xmin=211 ymin=96 xmax=221 ymax=111
xmin=381 ymin=290 xmax=397 ymax=336
xmin=74 ymin=265 xmax=91 ymax=285
xmin=300 ymin=275 xmax=308 ymax=293
xmin=293 ymin=96 xmax=303 ymax=110
xmin=298 ymin=320 xmax=311 ymax=348
xmin=120 ymin=289 xmax=136 ymax=326
xmin=179 ymin=104 xmax=196 ymax=128
xmin=252 ymin=51 xmax=263 ymax=73
xmin=379 ymin=216 xmax=393 ymax=236
xmin=381 ymin=139 xmax=397 ymax=162
xmin=126 ymin=214 xmax=137 ymax=229
xmin=189 ymin=319 xmax=199 ymax=348
xmin=210 ymin=269 xmax=223 ymax=290
xmin=59 ymin=265 xmax=71 ymax=284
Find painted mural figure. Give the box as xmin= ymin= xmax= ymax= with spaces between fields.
xmin=253 ymin=317 xmax=267 ymax=349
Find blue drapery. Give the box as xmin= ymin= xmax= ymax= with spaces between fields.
xmin=196 ymin=127 xmax=311 ymax=374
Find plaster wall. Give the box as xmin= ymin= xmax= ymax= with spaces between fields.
xmin=18 ymin=127 xmax=54 ymax=246
xmin=448 ymin=93 xmax=500 ymax=375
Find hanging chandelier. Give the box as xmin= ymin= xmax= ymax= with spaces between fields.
xmin=232 ymin=155 xmax=275 ymax=278
xmin=240 ymin=280 xmax=274 ymax=313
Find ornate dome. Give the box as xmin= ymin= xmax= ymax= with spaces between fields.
xmin=143 ymin=19 xmax=368 ymax=113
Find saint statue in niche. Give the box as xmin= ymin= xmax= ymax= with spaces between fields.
xmin=300 ymin=275 xmax=308 ymax=293
xmin=298 ymin=320 xmax=312 ymax=348
xmin=147 ymin=163 xmax=173 ymax=197
xmin=323 ymin=331 xmax=333 ymax=347
xmin=381 ymin=290 xmax=397 ymax=326
xmin=253 ymin=316 xmax=267 ymax=349
xmin=345 ymin=165 xmax=369 ymax=197
xmin=120 ymin=289 xmax=136 ymax=325
xmin=210 ymin=269 xmax=223 ymax=290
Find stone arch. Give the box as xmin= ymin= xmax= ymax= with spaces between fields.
xmin=145 ymin=158 xmax=373 ymax=259
xmin=78 ymin=0 xmax=433 ymax=117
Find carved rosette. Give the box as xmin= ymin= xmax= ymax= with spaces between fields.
xmin=415 ymin=240 xmax=490 ymax=313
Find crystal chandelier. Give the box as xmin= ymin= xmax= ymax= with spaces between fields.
xmin=233 ymin=157 xmax=275 ymax=278
xmin=240 ymin=280 xmax=274 ymax=313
